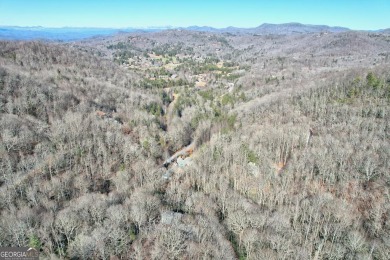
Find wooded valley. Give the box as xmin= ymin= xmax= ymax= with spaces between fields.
xmin=0 ymin=29 xmax=389 ymax=259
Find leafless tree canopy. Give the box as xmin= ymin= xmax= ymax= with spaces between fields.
xmin=1 ymin=29 xmax=390 ymax=259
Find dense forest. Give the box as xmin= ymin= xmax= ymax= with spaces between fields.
xmin=0 ymin=30 xmax=389 ymax=259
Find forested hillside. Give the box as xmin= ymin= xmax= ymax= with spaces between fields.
xmin=0 ymin=30 xmax=389 ymax=259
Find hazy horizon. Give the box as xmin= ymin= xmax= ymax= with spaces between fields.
xmin=0 ymin=22 xmax=354 ymax=30
xmin=0 ymin=0 xmax=389 ymax=30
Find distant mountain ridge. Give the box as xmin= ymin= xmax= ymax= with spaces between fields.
xmin=0 ymin=26 xmax=157 ymax=41
xmin=0 ymin=23 xmax=388 ymax=41
xmin=379 ymin=28 xmax=390 ymax=34
xmin=183 ymin=23 xmax=350 ymax=34
xmin=250 ymin=22 xmax=350 ymax=34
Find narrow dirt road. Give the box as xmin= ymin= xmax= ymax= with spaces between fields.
xmin=163 ymin=141 xmax=195 ymax=167
xmin=165 ymin=92 xmax=179 ymax=132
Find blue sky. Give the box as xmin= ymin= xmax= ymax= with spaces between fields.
xmin=0 ymin=0 xmax=389 ymax=30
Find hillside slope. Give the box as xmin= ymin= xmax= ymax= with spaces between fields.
xmin=1 ymin=30 xmax=390 ymax=259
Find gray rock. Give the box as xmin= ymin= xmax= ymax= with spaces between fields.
xmin=161 ymin=211 xmax=183 ymax=225
xmin=177 ymin=157 xmax=192 ymax=168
